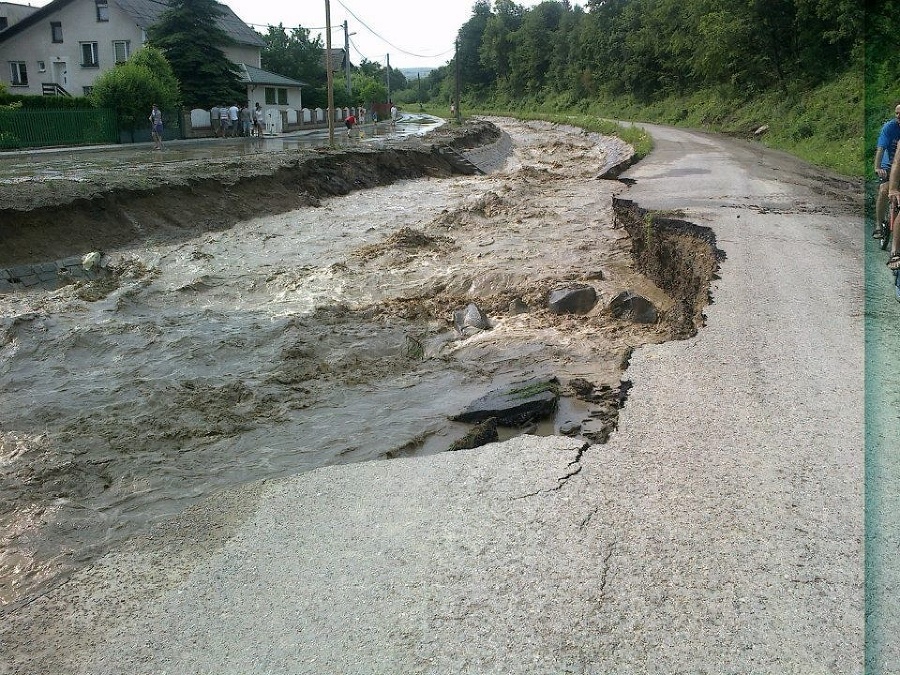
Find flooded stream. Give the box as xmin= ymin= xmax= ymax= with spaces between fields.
xmin=1 ymin=119 xmax=673 ymax=610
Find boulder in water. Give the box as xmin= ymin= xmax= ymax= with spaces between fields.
xmin=452 ymin=376 xmax=560 ymax=426
xmin=548 ymin=285 xmax=597 ymax=315
xmin=453 ymin=302 xmax=491 ymax=334
xmin=608 ymin=291 xmax=658 ymax=324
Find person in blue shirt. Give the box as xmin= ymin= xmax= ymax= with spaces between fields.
xmin=874 ymin=104 xmax=900 ymax=237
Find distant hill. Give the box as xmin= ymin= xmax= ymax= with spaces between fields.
xmin=399 ymin=68 xmax=434 ymax=80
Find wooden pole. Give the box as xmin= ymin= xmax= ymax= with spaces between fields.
xmin=325 ymin=0 xmax=335 ymax=146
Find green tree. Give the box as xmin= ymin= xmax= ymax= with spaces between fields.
xmin=354 ymin=58 xmax=405 ymax=101
xmin=89 ymin=46 xmax=180 ymax=137
xmin=261 ymin=24 xmax=324 ymax=84
xmin=456 ymin=0 xmax=493 ymax=91
xmin=147 ymin=0 xmax=243 ymax=108
xmin=356 ymin=75 xmax=388 ymax=108
xmin=508 ymin=1 xmax=563 ymax=95
xmin=480 ymin=0 xmax=525 ymax=86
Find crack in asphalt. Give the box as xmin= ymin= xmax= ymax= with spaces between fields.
xmin=514 ymin=442 xmax=590 ymax=499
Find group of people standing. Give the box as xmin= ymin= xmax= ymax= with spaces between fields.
xmin=210 ymin=102 xmax=265 ymax=138
xmin=148 ymin=102 xmax=266 ymax=150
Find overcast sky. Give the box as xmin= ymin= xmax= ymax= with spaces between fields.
xmin=21 ymin=0 xmax=545 ymax=69
xmin=24 ymin=0 xmax=543 ymax=70
xmin=225 ymin=0 xmax=541 ymax=70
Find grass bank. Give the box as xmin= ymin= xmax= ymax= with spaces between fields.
xmin=440 ymin=67 xmax=862 ymax=177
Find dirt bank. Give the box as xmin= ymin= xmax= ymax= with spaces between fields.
xmin=614 ymin=198 xmax=725 ymax=336
xmin=0 ymin=121 xmax=500 ymax=267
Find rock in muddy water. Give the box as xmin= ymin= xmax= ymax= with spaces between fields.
xmin=608 ymin=290 xmax=658 ymax=324
xmin=558 ymin=420 xmax=582 ymax=436
xmin=453 ymin=302 xmax=491 ymax=334
xmin=448 ymin=417 xmax=499 ymax=452
xmin=452 ymin=376 xmax=560 ymax=426
xmin=548 ymin=285 xmax=597 ymax=315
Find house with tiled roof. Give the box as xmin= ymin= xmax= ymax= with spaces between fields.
xmin=321 ymin=47 xmax=348 ymax=73
xmin=239 ymin=62 xmax=305 ymax=110
xmin=0 ymin=0 xmax=265 ymax=97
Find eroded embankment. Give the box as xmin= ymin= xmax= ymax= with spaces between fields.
xmin=0 ymin=123 xmax=500 ymax=268
xmin=614 ymin=197 xmax=724 ymax=338
xmin=0 ymin=123 xmax=725 ymax=619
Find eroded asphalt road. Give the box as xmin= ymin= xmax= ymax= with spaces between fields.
xmin=2 ymin=123 xmax=883 ymax=673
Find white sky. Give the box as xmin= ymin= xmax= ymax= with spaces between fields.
xmin=23 ymin=0 xmax=545 ymax=70
xmin=224 ymin=0 xmax=542 ymax=70
xmin=24 ymin=0 xmax=545 ymax=69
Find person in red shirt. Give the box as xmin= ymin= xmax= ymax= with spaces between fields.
xmin=345 ymin=113 xmax=356 ymax=137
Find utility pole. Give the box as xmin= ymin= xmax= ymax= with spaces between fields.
xmin=386 ymin=53 xmax=391 ymax=105
xmin=343 ymin=20 xmax=352 ymax=100
xmin=325 ymin=0 xmax=335 ymax=146
xmin=454 ymin=39 xmax=460 ymax=124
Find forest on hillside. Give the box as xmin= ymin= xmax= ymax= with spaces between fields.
xmin=427 ymin=0 xmax=861 ymax=104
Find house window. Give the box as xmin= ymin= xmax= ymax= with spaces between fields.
xmin=113 ymin=40 xmax=130 ymax=63
xmin=51 ymin=21 xmax=63 ymax=43
xmin=9 ymin=62 xmax=27 ymax=86
xmin=81 ymin=42 xmax=99 ymax=67
xmin=266 ymin=87 xmax=288 ymax=105
xmin=95 ymin=0 xmax=109 ymax=21
xmin=37 ymin=60 xmax=46 ymax=72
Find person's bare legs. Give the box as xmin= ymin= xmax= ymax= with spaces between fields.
xmin=877 ymin=182 xmax=889 ymax=236
xmin=891 ymin=196 xmax=900 ymax=259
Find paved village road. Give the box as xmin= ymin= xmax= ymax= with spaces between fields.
xmin=3 ymin=124 xmax=878 ymax=674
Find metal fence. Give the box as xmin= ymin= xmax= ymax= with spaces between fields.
xmin=0 ymin=108 xmax=118 ymax=149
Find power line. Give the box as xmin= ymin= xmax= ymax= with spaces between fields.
xmin=334 ymin=0 xmax=453 ymax=60
xmin=348 ymin=36 xmax=372 ymax=63
xmin=245 ymin=22 xmax=329 ymax=31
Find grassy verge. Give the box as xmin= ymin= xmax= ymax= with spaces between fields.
xmin=426 ymin=66 xmax=862 ymax=177
xmin=588 ymin=70 xmax=862 ymax=177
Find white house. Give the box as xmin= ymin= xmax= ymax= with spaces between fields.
xmin=0 ymin=1 xmax=39 ymax=32
xmin=239 ymin=62 xmax=304 ymax=113
xmin=0 ymin=0 xmax=265 ymax=97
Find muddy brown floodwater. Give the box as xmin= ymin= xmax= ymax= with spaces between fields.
xmin=0 ymin=118 xmax=718 ymax=612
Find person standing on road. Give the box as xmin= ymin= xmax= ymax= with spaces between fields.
xmin=210 ymin=104 xmax=220 ymax=137
xmin=390 ymin=104 xmax=397 ymax=127
xmin=228 ymin=103 xmax=239 ymax=137
xmin=219 ymin=104 xmax=229 ymax=137
xmin=149 ymin=103 xmax=163 ymax=150
xmin=253 ymin=102 xmax=264 ymax=137
xmin=240 ymin=104 xmax=251 ymax=137
xmin=345 ymin=112 xmax=356 ymax=138
xmin=874 ymin=104 xmax=900 ymax=239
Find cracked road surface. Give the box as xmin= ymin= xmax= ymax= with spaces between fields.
xmin=2 ymin=124 xmax=866 ymax=673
